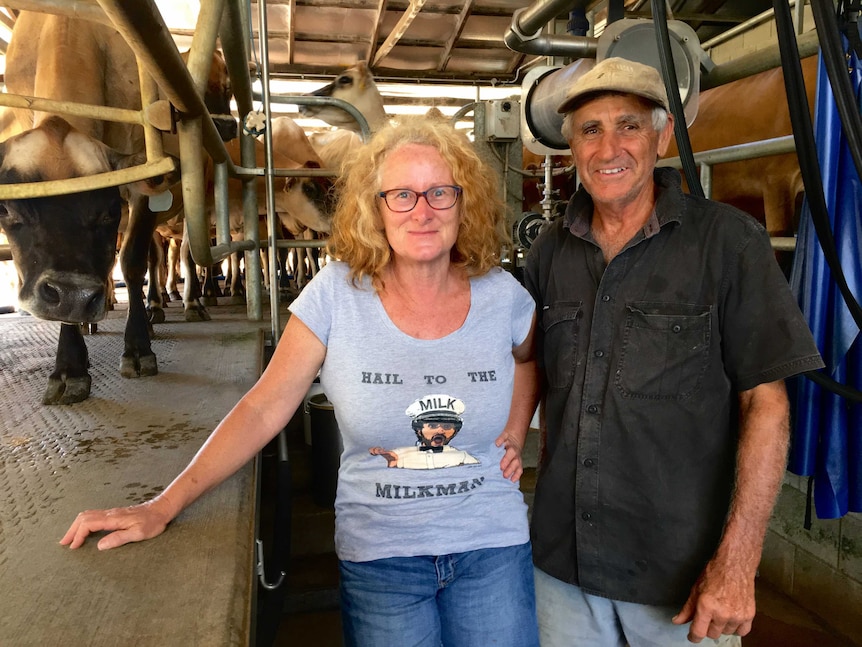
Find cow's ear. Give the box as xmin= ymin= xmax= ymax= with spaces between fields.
xmin=111 ymin=150 xmax=181 ymax=198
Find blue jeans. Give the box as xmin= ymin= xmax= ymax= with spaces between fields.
xmin=534 ymin=567 xmax=742 ymax=647
xmin=339 ymin=542 xmax=539 ymax=647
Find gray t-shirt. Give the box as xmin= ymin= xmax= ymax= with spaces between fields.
xmin=290 ymin=261 xmax=535 ymax=562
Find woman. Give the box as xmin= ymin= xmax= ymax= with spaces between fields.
xmin=62 ymin=115 xmax=539 ymax=647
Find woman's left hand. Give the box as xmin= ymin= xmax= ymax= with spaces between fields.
xmin=495 ymin=430 xmax=524 ymax=482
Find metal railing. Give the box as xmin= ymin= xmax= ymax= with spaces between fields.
xmin=658 ymin=135 xmax=799 ymax=251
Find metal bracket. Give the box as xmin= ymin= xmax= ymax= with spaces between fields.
xmin=255 ymin=538 xmax=286 ymax=591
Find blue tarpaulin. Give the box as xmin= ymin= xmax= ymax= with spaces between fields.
xmin=789 ymin=46 xmax=862 ymax=518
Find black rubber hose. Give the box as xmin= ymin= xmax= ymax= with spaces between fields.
xmin=773 ymin=0 xmax=862 ymax=398
xmin=773 ymin=0 xmax=862 ymax=329
xmin=651 ymin=0 xmax=704 ymax=198
xmin=811 ymin=0 xmax=862 ymax=183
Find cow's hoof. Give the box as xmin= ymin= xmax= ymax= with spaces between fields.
xmin=139 ymin=354 xmax=158 ymax=377
xmin=185 ymin=306 xmax=211 ymax=322
xmin=42 ymin=375 xmax=91 ymax=405
xmin=148 ymin=307 xmax=166 ymax=324
xmin=169 ymin=291 xmax=181 ymax=301
xmin=202 ymin=296 xmax=218 ymax=307
xmin=120 ymin=354 xmax=158 ymax=378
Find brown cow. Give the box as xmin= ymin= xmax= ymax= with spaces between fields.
xmin=664 ymin=55 xmax=818 ymax=237
xmin=0 ymin=11 xmax=233 ymax=404
xmin=155 ymin=119 xmax=336 ymax=314
xmin=299 ymin=62 xmax=389 ymax=133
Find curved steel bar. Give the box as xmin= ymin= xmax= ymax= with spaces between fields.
xmin=0 ymin=157 xmax=177 ymax=199
xmin=0 ymin=93 xmax=143 ymax=125
xmin=95 ymin=0 xmax=231 ymax=166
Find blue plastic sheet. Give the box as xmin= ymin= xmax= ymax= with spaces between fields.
xmin=788 ymin=47 xmax=862 ymax=518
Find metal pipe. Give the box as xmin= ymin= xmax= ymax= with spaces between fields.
xmin=701 ymin=2 xmax=800 ymax=50
xmin=657 ymin=135 xmax=796 ymax=169
xmin=178 ymin=117 xmax=211 ymax=267
xmin=260 ymin=93 xmax=372 ymax=140
xmin=214 ymin=161 xmax=231 ymax=247
xmin=274 ymin=240 xmax=328 ymax=249
xmin=511 ymin=0 xmax=587 ymax=39
xmin=504 ymin=0 xmax=597 ymax=58
xmin=701 ymin=30 xmax=819 ymax=90
xmin=138 ymin=64 xmax=164 ymax=162
xmin=0 ymin=157 xmax=176 ymax=199
xmin=95 ymin=0 xmax=231 ymax=166
xmin=223 ymin=0 xmax=262 ymax=321
xmin=211 ymin=240 xmax=256 ymax=264
xmin=220 ymin=0 xmax=255 ymax=117
xmin=241 ymin=132 xmax=263 ymax=322
xmin=257 ymin=0 xmax=282 ymax=343
xmin=186 ymin=0 xmax=229 ymax=258
xmin=0 ymin=93 xmax=142 ymax=125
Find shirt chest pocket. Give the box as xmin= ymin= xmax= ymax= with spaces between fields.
xmin=541 ymin=302 xmax=581 ymax=389
xmin=615 ymin=303 xmax=712 ymax=400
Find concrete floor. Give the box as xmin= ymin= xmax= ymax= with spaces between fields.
xmin=0 ymin=296 xmax=264 ymax=646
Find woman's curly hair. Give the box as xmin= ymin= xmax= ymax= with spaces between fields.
xmin=326 ymin=114 xmax=508 ymax=290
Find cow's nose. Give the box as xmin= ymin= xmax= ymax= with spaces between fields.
xmin=37 ymin=275 xmax=106 ymax=323
xmin=213 ymin=115 xmax=238 ymax=142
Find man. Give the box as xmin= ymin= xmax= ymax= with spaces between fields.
xmin=524 ymin=57 xmax=824 ymax=646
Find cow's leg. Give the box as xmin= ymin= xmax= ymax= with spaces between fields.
xmin=228 ymin=252 xmax=246 ymax=304
xmin=146 ymin=232 xmax=166 ymax=324
xmin=43 ymin=323 xmax=92 ymax=404
xmin=118 ymin=197 xmax=158 ymax=378
xmin=166 ymin=237 xmax=182 ymax=301
xmin=180 ymin=229 xmax=211 ymax=322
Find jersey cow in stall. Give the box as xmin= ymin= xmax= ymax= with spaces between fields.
xmin=664 ymin=55 xmax=818 ymax=237
xmin=0 ymin=12 xmax=234 ymax=404
xmin=155 ymin=123 xmax=335 ymax=316
xmin=299 ymin=62 xmax=388 ymax=133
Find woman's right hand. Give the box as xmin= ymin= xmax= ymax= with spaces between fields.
xmin=59 ymin=497 xmax=175 ymax=550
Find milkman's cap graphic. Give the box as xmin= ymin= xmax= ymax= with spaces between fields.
xmin=406 ymin=394 xmax=466 ymax=424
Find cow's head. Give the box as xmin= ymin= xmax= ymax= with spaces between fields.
xmin=279 ymin=162 xmax=335 ymax=235
xmin=0 ymin=116 xmax=177 ymax=323
xmin=299 ymin=62 xmax=386 ymax=132
xmin=181 ymin=49 xmax=237 ymax=142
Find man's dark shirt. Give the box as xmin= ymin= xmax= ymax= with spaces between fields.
xmin=524 ymin=168 xmax=824 ymax=606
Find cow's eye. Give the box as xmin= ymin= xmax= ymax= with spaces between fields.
xmin=0 ymin=204 xmax=23 ymax=230
xmin=301 ymin=181 xmax=321 ymax=200
xmin=336 ymin=75 xmax=353 ymax=87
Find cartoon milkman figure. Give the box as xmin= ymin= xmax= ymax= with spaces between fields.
xmin=369 ymin=394 xmax=479 ymax=469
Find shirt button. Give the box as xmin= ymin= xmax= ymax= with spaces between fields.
xmin=672 ymin=324 xmax=682 ymax=333
xmin=582 ymin=512 xmax=592 ymax=521
xmin=587 ymin=404 xmax=599 ymax=414
xmin=601 ymin=295 xmax=611 ymax=302
xmin=594 ymin=350 xmax=604 ymax=358
xmin=583 ymin=458 xmax=595 ymax=467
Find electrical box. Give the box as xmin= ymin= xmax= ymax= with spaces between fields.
xmin=484 ymin=99 xmax=520 ymax=140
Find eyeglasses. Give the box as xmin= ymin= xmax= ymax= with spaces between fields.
xmin=378 ymin=185 xmax=462 ymax=212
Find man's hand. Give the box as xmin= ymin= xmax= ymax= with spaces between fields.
xmin=672 ymin=557 xmax=756 ymax=642
xmin=495 ymin=430 xmax=524 ymax=482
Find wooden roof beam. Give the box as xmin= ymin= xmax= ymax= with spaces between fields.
xmin=438 ymin=0 xmax=474 ymax=73
xmin=371 ymin=0 xmax=426 ymax=67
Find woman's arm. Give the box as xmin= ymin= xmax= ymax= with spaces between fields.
xmin=60 ymin=315 xmax=327 ymax=550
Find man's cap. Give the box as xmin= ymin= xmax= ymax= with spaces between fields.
xmin=557 ymin=57 xmax=670 ymax=114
